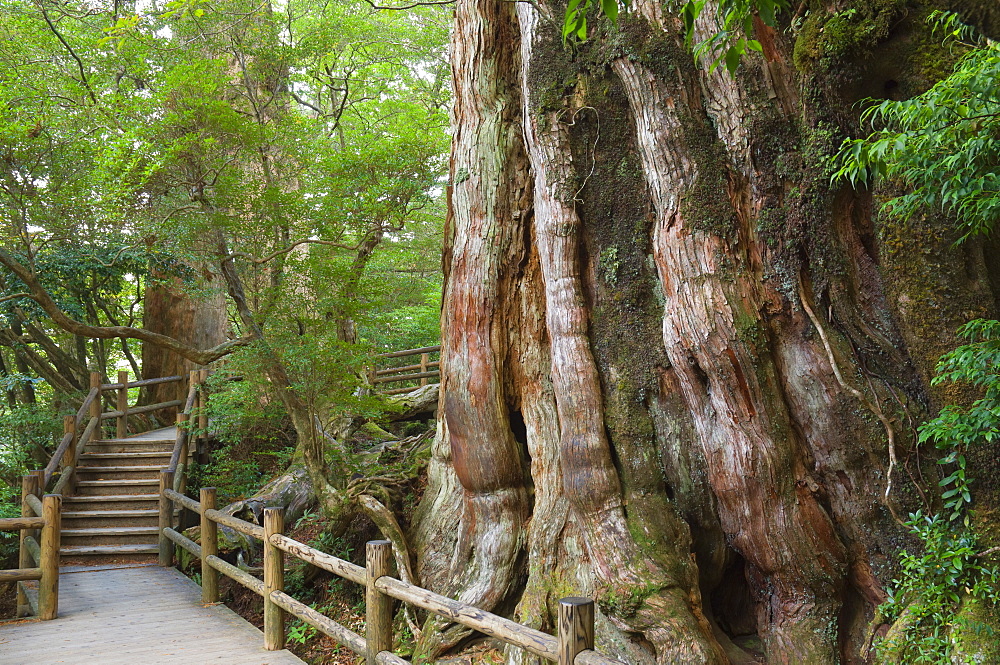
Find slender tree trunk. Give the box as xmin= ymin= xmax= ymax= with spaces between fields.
xmin=413 ymin=2 xmax=1000 ymax=663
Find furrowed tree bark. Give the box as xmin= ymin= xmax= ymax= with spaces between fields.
xmin=413 ymin=1 xmax=1000 ymax=664
xmin=142 ymin=264 xmax=228 ymax=405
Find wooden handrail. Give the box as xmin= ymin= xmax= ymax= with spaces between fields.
xmin=158 ymin=489 xmax=623 ymax=665
xmin=376 ymin=345 xmax=441 ymax=359
xmin=374 ymin=361 xmax=440 ymax=377
xmin=8 ymin=488 xmax=60 ymax=620
xmin=42 ymin=371 xmax=190 ymax=491
xmin=100 ymin=399 xmax=183 ymax=420
xmin=373 ymin=345 xmax=441 ymax=395
xmin=0 ymin=516 xmax=46 ymax=530
xmin=100 ymin=375 xmax=184 ymax=391
xmin=372 ymin=370 xmax=439 ymax=385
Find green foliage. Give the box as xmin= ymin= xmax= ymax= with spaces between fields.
xmin=878 ymin=512 xmax=999 ymax=663
xmin=0 ymin=404 xmax=62 ymax=561
xmin=286 ymin=617 xmax=318 ymax=645
xmin=833 ymin=18 xmax=999 ymax=240
xmin=876 ymin=320 xmax=1000 ymax=662
xmin=563 ymin=0 xmax=787 ymax=75
xmin=680 ymin=0 xmax=787 ymax=74
xmin=918 ymin=320 xmax=1000 ymax=524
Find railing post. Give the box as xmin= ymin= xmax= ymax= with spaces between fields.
xmin=158 ymin=470 xmax=174 ymax=566
xmin=365 ymin=540 xmax=393 ymax=665
xmin=263 ymin=507 xmax=285 ymax=651
xmin=197 ymin=368 xmax=209 ymax=458
xmin=558 ymin=597 xmax=595 ymax=665
xmin=38 ymin=494 xmax=61 ymax=620
xmin=117 ymin=369 xmax=129 ymax=438
xmin=89 ymin=372 xmax=102 ymax=419
xmin=176 ymin=413 xmax=190 ymax=495
xmin=200 ymin=487 xmax=218 ymax=603
xmin=419 ymin=352 xmax=429 ymax=386
xmin=62 ymin=415 xmax=76 ymax=468
xmin=32 ymin=468 xmax=45 ymax=494
xmin=16 ymin=474 xmax=39 ymax=617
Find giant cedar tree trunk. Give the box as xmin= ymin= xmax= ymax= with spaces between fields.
xmin=142 ymin=269 xmax=228 ymax=404
xmin=412 ymin=1 xmax=1000 ymax=664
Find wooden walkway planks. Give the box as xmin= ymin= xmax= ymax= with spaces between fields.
xmin=0 ymin=565 xmax=305 ymax=664
xmin=127 ymin=425 xmax=178 ymax=441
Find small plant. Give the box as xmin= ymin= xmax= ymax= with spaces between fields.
xmin=286 ymin=617 xmax=317 ymax=645
xmin=876 ymin=320 xmax=1000 ymax=662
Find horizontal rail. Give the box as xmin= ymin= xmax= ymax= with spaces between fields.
xmin=158 ymin=481 xmax=623 ymax=664
xmin=163 ymin=488 xmax=201 ymax=513
xmin=0 ymin=516 xmax=45 ymax=531
xmin=372 ymin=370 xmax=440 ymax=385
xmin=375 ymin=576 xmax=558 ymax=661
xmin=25 ymin=495 xmax=43 ymax=518
xmin=100 ymin=375 xmax=185 ymax=391
xmin=23 ymin=536 xmax=40 ymax=565
xmin=374 ymin=361 xmax=440 ymax=377
xmin=269 ymin=533 xmax=366 ymax=585
xmin=204 ymin=509 xmax=264 ymax=540
xmin=52 ymin=466 xmax=74 ymax=495
xmin=101 ymin=400 xmax=183 ymax=420
xmin=0 ymin=568 xmax=42 ymax=582
xmin=376 ymin=345 xmax=441 ymax=359
xmin=207 ymin=555 xmax=264 ymax=595
xmin=380 ymin=386 xmax=430 ymax=396
xmin=75 ymin=387 xmax=100 ymax=430
xmin=269 ymin=590 xmax=408 ymax=665
xmin=43 ymin=431 xmax=75 ymax=485
xmin=184 ymin=382 xmax=198 ymax=413
xmin=163 ymin=527 xmax=201 ymax=558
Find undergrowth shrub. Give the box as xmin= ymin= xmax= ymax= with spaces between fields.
xmin=0 ymin=404 xmax=62 ymax=564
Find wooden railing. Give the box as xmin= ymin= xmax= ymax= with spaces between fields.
xmin=164 ymin=369 xmax=209 ymax=494
xmin=372 ymin=345 xmax=441 ymax=396
xmin=157 ymin=489 xmax=621 ymax=665
xmin=3 ymin=483 xmax=60 ymax=620
xmin=5 ymin=369 xmax=205 ymax=620
xmin=42 ymin=371 xmax=189 ymax=496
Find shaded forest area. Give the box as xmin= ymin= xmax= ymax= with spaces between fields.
xmin=4 ymin=0 xmax=1000 ymax=663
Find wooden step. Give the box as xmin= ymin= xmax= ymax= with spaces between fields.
xmin=60 ymin=544 xmax=158 ymax=556
xmin=62 ymin=509 xmax=161 ymax=529
xmin=93 ymin=438 xmax=175 ymax=444
xmin=77 ymin=452 xmax=173 ymax=467
xmin=74 ymin=479 xmax=159 ymax=496
xmin=86 ymin=440 xmax=174 ymax=453
xmin=75 ymin=465 xmax=163 ymax=480
xmin=62 ymin=526 xmax=158 ymax=546
xmin=63 ymin=494 xmax=159 ymax=510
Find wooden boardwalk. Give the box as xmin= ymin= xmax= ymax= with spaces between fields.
xmin=0 ymin=565 xmax=304 ymax=664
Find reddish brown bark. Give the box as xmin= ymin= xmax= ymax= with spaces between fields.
xmin=142 ymin=268 xmax=228 ymax=404
xmin=413 ymin=2 xmax=1000 ymax=664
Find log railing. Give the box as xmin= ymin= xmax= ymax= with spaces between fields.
xmin=158 ymin=486 xmax=622 ymax=665
xmin=6 ymin=369 xmax=206 ymax=620
xmin=42 ymin=371 xmax=188 ymax=494
xmin=372 ymin=345 xmax=441 ymax=396
xmin=3 ymin=478 xmax=60 ymax=620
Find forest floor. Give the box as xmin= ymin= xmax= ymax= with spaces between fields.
xmin=185 ymin=416 xmax=510 ymax=664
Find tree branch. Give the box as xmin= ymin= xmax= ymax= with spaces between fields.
xmin=37 ymin=2 xmax=99 ymax=104
xmin=360 ymin=0 xmax=455 ymax=9
xmin=224 ymin=238 xmax=361 ymax=264
xmin=0 ymin=248 xmax=250 ymax=364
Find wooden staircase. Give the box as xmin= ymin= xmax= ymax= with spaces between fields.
xmin=60 ymin=434 xmax=176 ymax=559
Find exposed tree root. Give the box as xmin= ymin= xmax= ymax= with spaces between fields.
xmin=798 ymin=275 xmax=904 ymax=525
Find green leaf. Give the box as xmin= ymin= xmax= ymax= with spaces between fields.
xmin=724 ymin=45 xmax=742 ymax=74
xmin=601 ymin=0 xmax=618 ymax=24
